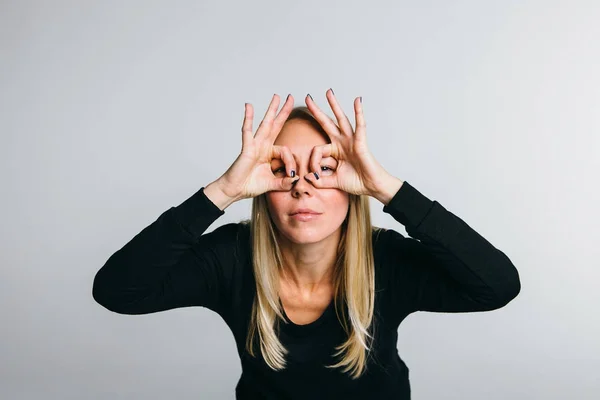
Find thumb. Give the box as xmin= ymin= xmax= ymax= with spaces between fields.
xmin=270 ymin=176 xmax=300 ymax=192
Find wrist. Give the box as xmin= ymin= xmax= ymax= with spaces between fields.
xmin=204 ymin=179 xmax=241 ymax=211
xmin=372 ymin=175 xmax=404 ymax=206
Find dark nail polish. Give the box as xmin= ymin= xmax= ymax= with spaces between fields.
xmin=330 ymin=88 xmax=335 ymax=95
xmin=360 ymin=96 xmax=362 ymax=103
xmin=307 ymin=93 xmax=313 ymax=101
xmin=313 ymin=172 xmax=319 ymax=180
xmin=291 ymin=170 xmax=295 ymax=177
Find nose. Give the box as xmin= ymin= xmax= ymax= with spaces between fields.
xmin=291 ymin=170 xmax=315 ymax=197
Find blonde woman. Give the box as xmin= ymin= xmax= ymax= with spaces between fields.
xmin=93 ymin=90 xmax=521 ymax=399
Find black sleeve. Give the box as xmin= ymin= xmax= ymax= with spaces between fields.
xmin=92 ymin=186 xmax=241 ymax=318
xmin=379 ymin=181 xmax=521 ymax=326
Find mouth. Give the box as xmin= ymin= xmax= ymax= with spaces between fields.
xmin=290 ymin=208 xmax=322 ymax=216
xmin=290 ymin=212 xmax=321 ymax=221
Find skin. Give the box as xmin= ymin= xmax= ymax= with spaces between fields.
xmin=265 ymin=119 xmax=349 ymax=294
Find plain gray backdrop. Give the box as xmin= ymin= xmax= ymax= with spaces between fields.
xmin=1 ymin=0 xmax=599 ymax=399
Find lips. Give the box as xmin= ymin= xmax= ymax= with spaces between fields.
xmin=290 ymin=212 xmax=321 ymax=221
xmin=290 ymin=208 xmax=321 ymax=215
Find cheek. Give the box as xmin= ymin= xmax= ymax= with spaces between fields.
xmin=324 ymin=193 xmax=350 ymax=217
xmin=265 ymin=193 xmax=285 ymax=218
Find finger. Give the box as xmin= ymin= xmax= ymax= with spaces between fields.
xmin=270 ymin=145 xmax=296 ymax=176
xmin=270 ymin=145 xmax=283 ymax=162
xmin=309 ymin=143 xmax=337 ymax=173
xmin=354 ymin=97 xmax=367 ymax=142
xmin=254 ymin=94 xmax=281 ymax=139
xmin=305 ymin=93 xmax=342 ymax=140
xmin=276 ymin=145 xmax=297 ymax=177
xmin=308 ymin=144 xmax=334 ymax=176
xmin=269 ymin=94 xmax=295 ymax=141
xmin=303 ymin=168 xmax=337 ymax=190
xmin=325 ymin=89 xmax=354 ymax=137
xmin=241 ymin=103 xmax=254 ymax=148
xmin=307 ymin=144 xmax=337 ymax=189
xmin=308 ymin=145 xmax=323 ymax=177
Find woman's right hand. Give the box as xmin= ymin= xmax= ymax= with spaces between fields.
xmin=217 ymin=93 xmax=299 ymax=201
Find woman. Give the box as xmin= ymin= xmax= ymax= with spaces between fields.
xmin=92 ymin=90 xmax=521 ymax=399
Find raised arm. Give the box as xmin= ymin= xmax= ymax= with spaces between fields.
xmin=377 ymin=181 xmax=521 ymax=327
xmin=92 ymin=184 xmax=241 ymax=316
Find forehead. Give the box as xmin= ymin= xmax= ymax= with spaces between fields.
xmin=274 ymin=119 xmax=329 ymax=150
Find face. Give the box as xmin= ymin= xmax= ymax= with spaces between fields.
xmin=265 ymin=119 xmax=350 ymax=244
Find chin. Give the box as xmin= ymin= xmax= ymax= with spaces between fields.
xmin=277 ymin=218 xmax=344 ymax=244
xmin=278 ymin=228 xmax=327 ymax=244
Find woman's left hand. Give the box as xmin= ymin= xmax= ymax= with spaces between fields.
xmin=303 ymin=89 xmax=396 ymax=198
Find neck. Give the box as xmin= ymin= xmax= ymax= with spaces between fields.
xmin=277 ymin=228 xmax=342 ymax=293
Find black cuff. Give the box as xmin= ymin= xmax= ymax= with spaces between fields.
xmin=172 ymin=186 xmax=225 ymax=237
xmin=382 ymin=181 xmax=435 ymax=229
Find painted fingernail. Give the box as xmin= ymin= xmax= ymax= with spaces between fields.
xmin=291 ymin=170 xmax=295 ymax=177
xmin=360 ymin=96 xmax=362 ymax=103
xmin=330 ymin=88 xmax=335 ymax=95
xmin=307 ymin=93 xmax=313 ymax=101
xmin=313 ymin=172 xmax=319 ymax=180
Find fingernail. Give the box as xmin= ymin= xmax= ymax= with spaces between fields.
xmin=330 ymin=88 xmax=335 ymax=95
xmin=286 ymin=94 xmax=290 ymax=101
xmin=313 ymin=172 xmax=319 ymax=180
xmin=307 ymin=93 xmax=313 ymax=101
xmin=291 ymin=170 xmax=295 ymax=177
xmin=360 ymin=96 xmax=362 ymax=103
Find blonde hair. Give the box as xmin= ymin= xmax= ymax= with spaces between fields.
xmin=243 ymin=106 xmax=380 ymax=379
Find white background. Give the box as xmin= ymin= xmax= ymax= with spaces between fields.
xmin=1 ymin=0 xmax=599 ymax=399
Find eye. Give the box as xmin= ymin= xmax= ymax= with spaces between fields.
xmin=273 ymin=166 xmax=334 ymax=174
xmin=319 ymin=166 xmax=336 ymax=176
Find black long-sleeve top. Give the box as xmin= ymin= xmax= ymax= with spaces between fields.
xmin=92 ymin=181 xmax=521 ymax=399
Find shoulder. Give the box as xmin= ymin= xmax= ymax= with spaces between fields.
xmin=371 ymin=226 xmax=406 ymax=251
xmin=371 ymin=226 xmax=401 ymax=279
xmin=204 ymin=219 xmax=251 ymax=240
xmin=191 ymin=220 xmax=252 ymax=263
xmin=371 ymin=225 xmax=428 ymax=265
xmin=191 ymin=220 xmax=253 ymax=294
xmin=371 ymin=226 xmax=422 ymax=284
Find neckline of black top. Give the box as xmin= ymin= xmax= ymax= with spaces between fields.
xmin=278 ymin=298 xmax=337 ymax=336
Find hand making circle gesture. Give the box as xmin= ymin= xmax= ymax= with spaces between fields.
xmin=302 ymin=89 xmax=388 ymax=197
xmin=218 ymin=94 xmax=300 ymax=200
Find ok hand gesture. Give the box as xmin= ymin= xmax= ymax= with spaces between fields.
xmin=302 ymin=89 xmax=394 ymax=198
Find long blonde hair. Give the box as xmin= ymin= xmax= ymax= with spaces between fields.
xmin=243 ymin=106 xmax=379 ymax=379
